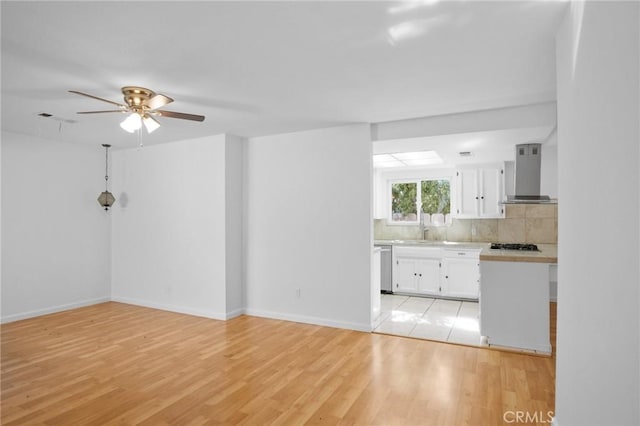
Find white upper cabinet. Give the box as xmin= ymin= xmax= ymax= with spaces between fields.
xmin=453 ymin=164 xmax=505 ymax=218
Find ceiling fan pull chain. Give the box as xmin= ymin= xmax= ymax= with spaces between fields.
xmin=138 ymin=127 xmax=143 ymax=149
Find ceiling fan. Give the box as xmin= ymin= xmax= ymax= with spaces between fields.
xmin=69 ymin=86 xmax=205 ymax=134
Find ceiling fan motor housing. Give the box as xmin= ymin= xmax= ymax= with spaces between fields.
xmin=122 ymin=86 xmax=155 ymax=110
xmin=69 ymin=86 xmax=205 ymax=124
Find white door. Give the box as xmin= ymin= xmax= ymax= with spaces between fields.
xmin=395 ymin=257 xmax=418 ymax=293
xmin=455 ymin=169 xmax=479 ymax=217
xmin=416 ymin=258 xmax=441 ymax=295
xmin=479 ymin=168 xmax=503 ymax=217
xmin=442 ymin=258 xmax=480 ymax=299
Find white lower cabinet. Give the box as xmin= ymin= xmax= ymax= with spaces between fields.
xmin=417 ymin=259 xmax=441 ymax=294
xmin=393 ymin=248 xmax=441 ymax=295
xmin=393 ymin=246 xmax=481 ymax=299
xmin=395 ymin=257 xmax=420 ymax=293
xmin=441 ymin=250 xmax=481 ymax=299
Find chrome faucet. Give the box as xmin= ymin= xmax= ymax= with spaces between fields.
xmin=420 ymin=212 xmax=430 ymax=240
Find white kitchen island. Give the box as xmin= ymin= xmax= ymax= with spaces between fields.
xmin=480 ymin=261 xmax=551 ymax=353
xmin=479 ymin=246 xmax=557 ymax=355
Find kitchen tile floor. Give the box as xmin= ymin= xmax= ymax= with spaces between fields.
xmin=373 ymin=294 xmax=487 ymax=348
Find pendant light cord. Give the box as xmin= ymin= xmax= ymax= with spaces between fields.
xmin=104 ymin=144 xmax=109 ymax=192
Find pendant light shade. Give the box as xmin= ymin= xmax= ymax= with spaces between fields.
xmin=98 ymin=191 xmax=116 ymax=210
xmin=98 ymin=144 xmax=115 ymax=210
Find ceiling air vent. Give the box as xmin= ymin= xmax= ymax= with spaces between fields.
xmin=35 ymin=112 xmax=77 ymax=124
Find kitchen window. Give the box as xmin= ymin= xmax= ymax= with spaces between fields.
xmin=390 ymin=179 xmax=451 ymax=224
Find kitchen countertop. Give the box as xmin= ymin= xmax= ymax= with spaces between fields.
xmin=374 ymin=240 xmax=557 ymax=264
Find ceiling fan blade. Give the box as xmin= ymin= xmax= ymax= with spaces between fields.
xmin=76 ymin=110 xmax=127 ymax=114
xmin=69 ymin=90 xmax=127 ymax=108
xmin=155 ymin=110 xmax=205 ymax=122
xmin=147 ymin=93 xmax=174 ymax=111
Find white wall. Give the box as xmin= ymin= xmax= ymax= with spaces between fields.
xmin=540 ymin=144 xmax=558 ymax=199
xmin=244 ymin=124 xmax=372 ymax=331
xmin=555 ymin=2 xmax=639 ymax=425
xmin=1 ymin=131 xmax=111 ymax=322
xmin=111 ymin=135 xmax=239 ymax=319
xmin=225 ymin=134 xmax=244 ymax=316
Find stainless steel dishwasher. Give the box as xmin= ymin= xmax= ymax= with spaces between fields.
xmin=375 ymin=245 xmax=393 ymax=293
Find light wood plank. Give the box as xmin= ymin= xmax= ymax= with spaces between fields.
xmin=1 ymin=302 xmax=556 ymax=425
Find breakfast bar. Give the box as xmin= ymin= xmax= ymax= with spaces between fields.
xmin=479 ymin=244 xmax=557 ymax=354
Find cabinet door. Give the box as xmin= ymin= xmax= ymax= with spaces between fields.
xmin=416 ymin=258 xmax=441 ymax=295
xmin=455 ymin=169 xmax=479 ymax=218
xmin=479 ymin=167 xmax=504 ymax=218
xmin=395 ymin=257 xmax=418 ymax=293
xmin=442 ymin=258 xmax=480 ymax=299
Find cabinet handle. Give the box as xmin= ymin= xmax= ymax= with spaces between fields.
xmin=414 ymin=273 xmax=417 ymax=276
xmin=475 ymin=196 xmax=479 ymax=200
xmin=419 ymin=274 xmax=422 ymax=277
xmin=481 ymin=196 xmax=484 ymax=200
xmin=445 ymin=275 xmax=449 ymax=279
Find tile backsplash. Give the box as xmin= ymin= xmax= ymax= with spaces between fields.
xmin=374 ymin=204 xmax=557 ymax=244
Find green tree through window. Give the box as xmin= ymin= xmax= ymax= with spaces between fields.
xmin=390 ymin=179 xmax=450 ymax=222
xmin=421 ymin=180 xmax=450 ymax=215
xmin=391 ymin=182 xmax=417 ymax=221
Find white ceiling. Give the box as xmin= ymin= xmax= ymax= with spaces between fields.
xmin=373 ymin=125 xmax=556 ymax=167
xmin=1 ymin=1 xmax=568 ymax=149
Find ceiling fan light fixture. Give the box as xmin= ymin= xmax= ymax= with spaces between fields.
xmin=143 ymin=114 xmax=161 ymax=133
xmin=70 ymin=86 xmax=205 ymax=138
xmin=120 ymin=112 xmax=142 ymax=133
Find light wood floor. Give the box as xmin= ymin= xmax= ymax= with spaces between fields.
xmin=1 ymin=302 xmax=556 ymax=425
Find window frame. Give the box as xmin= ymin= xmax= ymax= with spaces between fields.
xmin=387 ymin=175 xmax=453 ymax=226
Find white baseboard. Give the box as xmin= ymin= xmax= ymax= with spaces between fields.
xmin=110 ymin=296 xmax=230 ymax=321
xmin=550 ymin=280 xmax=558 ymax=302
xmin=244 ymin=307 xmax=372 ymax=332
xmin=225 ymin=307 xmax=245 ymax=320
xmin=1 ymin=297 xmax=111 ymax=324
xmin=2 ymin=297 xmax=368 ymax=334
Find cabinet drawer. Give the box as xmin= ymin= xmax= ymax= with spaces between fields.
xmin=442 ymin=248 xmax=481 ymax=259
xmin=393 ymin=246 xmax=442 ymax=258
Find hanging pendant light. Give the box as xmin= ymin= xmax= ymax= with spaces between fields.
xmin=97 ymin=144 xmax=115 ymax=210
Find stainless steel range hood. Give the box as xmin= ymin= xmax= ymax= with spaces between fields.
xmin=504 ymin=143 xmax=553 ymax=204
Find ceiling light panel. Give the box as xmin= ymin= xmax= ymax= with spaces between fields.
xmin=402 ymin=158 xmax=443 ymax=166
xmin=392 ymin=150 xmax=441 ymax=160
xmin=373 ymin=150 xmax=443 ymax=169
xmin=373 ymin=154 xmax=396 ymax=164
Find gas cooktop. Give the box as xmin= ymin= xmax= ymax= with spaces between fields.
xmin=490 ymin=243 xmax=539 ymax=251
